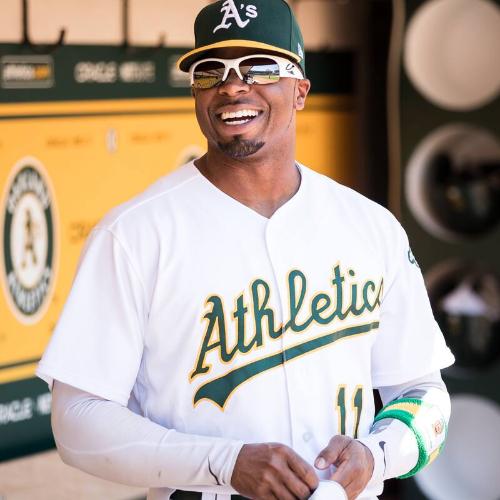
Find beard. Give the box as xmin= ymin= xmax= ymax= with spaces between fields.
xmin=217 ymin=136 xmax=265 ymax=158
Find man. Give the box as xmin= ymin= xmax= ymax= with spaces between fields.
xmin=37 ymin=1 xmax=454 ymax=499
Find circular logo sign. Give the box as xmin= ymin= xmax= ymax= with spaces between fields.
xmin=2 ymin=158 xmax=56 ymax=323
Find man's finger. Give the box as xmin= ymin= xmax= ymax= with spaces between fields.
xmin=315 ymin=435 xmax=351 ymax=469
xmin=269 ymin=477 xmax=300 ymax=500
xmin=331 ymin=468 xmax=364 ymax=500
xmin=278 ymin=463 xmax=317 ymax=499
xmin=330 ymin=461 xmax=356 ymax=492
xmin=287 ymin=449 xmax=319 ymax=491
xmin=330 ymin=441 xmax=374 ymax=499
xmin=265 ymin=491 xmax=280 ymax=500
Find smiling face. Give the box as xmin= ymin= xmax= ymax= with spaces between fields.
xmin=192 ymin=47 xmax=310 ymax=161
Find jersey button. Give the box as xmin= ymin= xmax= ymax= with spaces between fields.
xmin=302 ymin=431 xmax=312 ymax=442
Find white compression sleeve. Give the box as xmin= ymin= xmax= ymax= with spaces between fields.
xmin=51 ymin=380 xmax=244 ymax=489
xmin=357 ymin=371 xmax=450 ymax=481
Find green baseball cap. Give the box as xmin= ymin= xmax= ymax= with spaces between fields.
xmin=177 ymin=0 xmax=305 ymax=74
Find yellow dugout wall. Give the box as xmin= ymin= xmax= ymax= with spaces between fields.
xmin=0 ymin=45 xmax=357 ymax=460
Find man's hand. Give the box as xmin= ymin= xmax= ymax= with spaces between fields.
xmin=315 ymin=436 xmax=374 ymax=500
xmin=231 ymin=443 xmax=319 ymax=499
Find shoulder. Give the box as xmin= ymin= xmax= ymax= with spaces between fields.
xmin=85 ymin=162 xmax=203 ymax=263
xmin=96 ymin=162 xmax=199 ymax=234
xmin=79 ymin=163 xmax=202 ymax=291
xmin=299 ymin=163 xmax=401 ymax=230
xmin=298 ymin=164 xmax=409 ymax=270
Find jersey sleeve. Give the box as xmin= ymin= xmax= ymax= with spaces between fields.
xmin=371 ymin=219 xmax=455 ymax=388
xmin=36 ymin=227 xmax=147 ymax=406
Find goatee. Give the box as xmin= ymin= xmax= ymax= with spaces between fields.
xmin=217 ymin=136 xmax=265 ymax=158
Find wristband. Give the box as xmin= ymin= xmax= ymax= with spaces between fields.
xmin=373 ymin=398 xmax=447 ymax=478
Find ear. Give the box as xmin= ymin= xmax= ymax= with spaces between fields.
xmin=295 ymin=79 xmax=311 ymax=110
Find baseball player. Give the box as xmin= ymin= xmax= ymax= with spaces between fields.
xmin=37 ymin=1 xmax=454 ymax=499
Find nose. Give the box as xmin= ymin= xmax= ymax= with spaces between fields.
xmin=218 ymin=68 xmax=250 ymax=96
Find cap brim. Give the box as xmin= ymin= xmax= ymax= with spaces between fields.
xmin=177 ymin=39 xmax=302 ymax=72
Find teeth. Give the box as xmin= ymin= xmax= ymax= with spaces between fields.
xmin=225 ymin=118 xmax=252 ymax=126
xmin=221 ymin=109 xmax=259 ymax=121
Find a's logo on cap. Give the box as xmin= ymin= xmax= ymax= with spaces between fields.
xmin=213 ymin=0 xmax=258 ymax=33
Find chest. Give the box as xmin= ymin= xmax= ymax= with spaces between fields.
xmin=142 ymin=212 xmax=383 ymax=405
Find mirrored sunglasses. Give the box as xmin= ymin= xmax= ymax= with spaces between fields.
xmin=189 ymin=54 xmax=304 ymax=90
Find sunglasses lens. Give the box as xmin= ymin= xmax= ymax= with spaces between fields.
xmin=191 ymin=57 xmax=290 ymax=89
xmin=192 ymin=61 xmax=225 ymax=89
xmin=240 ymin=58 xmax=280 ymax=85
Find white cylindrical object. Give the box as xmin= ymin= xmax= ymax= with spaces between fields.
xmin=404 ymin=0 xmax=500 ymax=110
xmin=309 ymin=480 xmax=348 ymax=500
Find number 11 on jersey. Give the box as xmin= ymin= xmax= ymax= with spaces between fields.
xmin=336 ymin=385 xmax=363 ymax=438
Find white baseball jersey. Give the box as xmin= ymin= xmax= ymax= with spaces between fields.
xmin=37 ymin=162 xmax=454 ymax=498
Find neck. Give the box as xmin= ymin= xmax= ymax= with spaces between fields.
xmin=195 ymin=146 xmax=300 ymax=218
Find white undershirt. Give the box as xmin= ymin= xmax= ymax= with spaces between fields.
xmin=50 ymin=371 xmax=449 ymax=491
